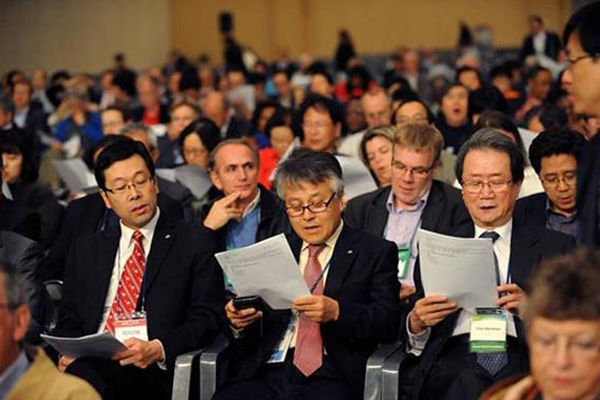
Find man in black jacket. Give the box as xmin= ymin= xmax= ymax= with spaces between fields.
xmin=520 ymin=15 xmax=562 ymax=61
xmin=214 ymin=149 xmax=399 ymax=400
xmin=515 ymin=128 xmax=585 ymax=240
xmin=345 ymin=123 xmax=469 ymax=301
xmin=405 ymin=129 xmax=575 ymax=400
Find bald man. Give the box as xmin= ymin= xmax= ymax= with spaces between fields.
xmin=201 ymin=91 xmax=252 ymax=140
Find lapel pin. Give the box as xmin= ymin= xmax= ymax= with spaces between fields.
xmin=347 ymin=250 xmax=353 ymax=254
xmin=165 ymin=234 xmax=171 ymax=239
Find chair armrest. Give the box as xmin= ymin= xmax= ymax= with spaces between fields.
xmin=199 ymin=335 xmax=231 ymax=400
xmin=172 ymin=349 xmax=206 ymax=400
xmin=381 ymin=348 xmax=409 ymax=400
xmin=364 ymin=341 xmax=404 ymax=400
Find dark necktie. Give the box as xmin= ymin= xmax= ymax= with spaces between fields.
xmin=476 ymin=231 xmax=508 ymax=375
xmin=293 ymin=243 xmax=327 ymax=376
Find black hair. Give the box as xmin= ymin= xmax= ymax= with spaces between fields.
xmin=251 ymin=100 xmax=280 ymax=132
xmin=469 ymin=85 xmax=508 ymax=117
xmin=392 ymin=99 xmax=435 ymax=125
xmin=94 ymin=138 xmax=155 ymax=191
xmin=178 ymin=118 xmax=222 ymax=156
xmin=391 ymin=86 xmax=420 ymax=104
xmin=85 ymin=134 xmax=130 ymax=169
xmin=474 ymin=110 xmax=528 ymax=165
xmin=526 ymin=66 xmax=551 ymax=83
xmin=299 ymin=94 xmax=343 ymax=126
xmin=0 ymin=130 xmax=39 ymax=184
xmin=264 ymin=108 xmax=298 ymax=139
xmin=309 ymin=69 xmax=334 ymax=86
xmin=112 ymin=71 xmax=137 ymax=98
xmin=524 ymin=104 xmax=569 ymax=132
xmin=179 ymin=70 xmax=201 ymax=91
xmin=456 ymin=66 xmax=482 ymax=85
xmin=101 ymin=105 xmax=130 ymax=123
xmin=0 ymin=94 xmax=15 ymax=115
xmin=529 ymin=128 xmax=586 ymax=174
xmin=563 ymin=2 xmax=600 ymax=56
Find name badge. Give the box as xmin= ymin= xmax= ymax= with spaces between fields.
xmin=470 ymin=308 xmax=507 ymax=353
xmin=114 ymin=312 xmax=149 ymax=343
xmin=397 ymin=246 xmax=411 ymax=280
xmin=267 ymin=315 xmax=297 ymax=364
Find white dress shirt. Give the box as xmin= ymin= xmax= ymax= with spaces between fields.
xmin=407 ymin=219 xmax=517 ymax=356
xmin=97 ymin=208 xmax=160 ymax=332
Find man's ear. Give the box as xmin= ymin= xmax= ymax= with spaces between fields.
xmin=334 ymin=122 xmax=342 ymax=139
xmin=100 ymin=190 xmax=112 ymax=210
xmin=12 ymin=304 xmax=30 ymax=343
xmin=210 ymin=170 xmax=223 ymax=191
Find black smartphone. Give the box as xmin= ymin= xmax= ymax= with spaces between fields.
xmin=232 ymin=295 xmax=264 ymax=311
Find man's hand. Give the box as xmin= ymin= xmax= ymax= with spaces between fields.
xmin=400 ymin=284 xmax=417 ymax=301
xmin=203 ymin=192 xmax=243 ymax=230
xmin=225 ymin=300 xmax=262 ymax=329
xmin=58 ymin=355 xmax=76 ymax=372
xmin=409 ymin=295 xmax=458 ymax=335
xmin=497 ymin=283 xmax=526 ymax=313
xmin=112 ymin=338 xmax=164 ymax=369
xmin=292 ymin=295 xmax=339 ymax=323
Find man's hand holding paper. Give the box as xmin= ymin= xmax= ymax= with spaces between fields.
xmin=292 ymin=294 xmax=339 ymax=323
xmin=409 ymin=295 xmax=458 ymax=335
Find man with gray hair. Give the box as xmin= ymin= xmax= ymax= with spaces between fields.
xmin=0 ymin=264 xmax=100 ymax=400
xmin=404 ymin=128 xmax=575 ymax=400
xmin=214 ymin=148 xmax=400 ymax=400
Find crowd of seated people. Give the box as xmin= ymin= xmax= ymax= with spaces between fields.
xmin=3 ymin=2 xmax=600 ymax=400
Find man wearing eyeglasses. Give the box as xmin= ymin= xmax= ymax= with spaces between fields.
xmin=515 ymin=128 xmax=586 ymax=241
xmin=54 ymin=139 xmax=224 ymax=400
xmin=215 ymin=149 xmax=400 ymax=400
xmin=405 ymin=129 xmax=575 ymax=400
xmin=562 ymin=1 xmax=600 ymax=247
xmin=345 ymin=123 xmax=469 ymax=302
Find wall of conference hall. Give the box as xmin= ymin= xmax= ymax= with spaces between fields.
xmin=1 ymin=0 xmax=571 ymax=76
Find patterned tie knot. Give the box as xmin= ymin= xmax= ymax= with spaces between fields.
xmin=308 ymin=243 xmax=327 ymax=259
xmin=480 ymin=231 xmax=500 ymax=243
xmin=133 ymin=230 xmax=144 ymax=246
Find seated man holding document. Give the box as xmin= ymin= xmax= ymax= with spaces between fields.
xmin=213 ymin=148 xmax=400 ymax=400
xmin=52 ymin=139 xmax=225 ymax=400
xmin=405 ymin=128 xmax=575 ymax=400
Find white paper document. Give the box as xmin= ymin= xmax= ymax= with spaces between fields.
xmin=418 ymin=229 xmax=497 ymax=309
xmin=51 ymin=158 xmax=98 ymax=193
xmin=41 ymin=332 xmax=127 ymax=359
xmin=335 ymin=155 xmax=377 ymax=200
xmin=215 ymin=234 xmax=309 ymax=310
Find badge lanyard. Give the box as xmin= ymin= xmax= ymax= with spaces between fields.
xmin=384 ymin=217 xmax=422 ymax=281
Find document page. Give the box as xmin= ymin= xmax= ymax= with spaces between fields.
xmin=215 ymin=234 xmax=310 ymax=309
xmin=418 ymin=229 xmax=497 ymax=309
xmin=52 ymin=158 xmax=98 ymax=193
xmin=41 ymin=332 xmax=127 ymax=359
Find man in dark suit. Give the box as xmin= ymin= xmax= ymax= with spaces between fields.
xmin=200 ymin=139 xmax=290 ymax=254
xmin=515 ymin=128 xmax=585 ymax=240
xmin=521 ymin=15 xmax=562 ymax=61
xmin=345 ymin=123 xmax=470 ymax=300
xmin=54 ymin=139 xmax=224 ymax=400
xmin=563 ymin=2 xmax=600 ymax=247
xmin=405 ymin=129 xmax=575 ymax=400
xmin=202 ymin=91 xmax=253 ymax=140
xmin=213 ymin=149 xmax=400 ymax=400
xmin=156 ymin=101 xmax=200 ymax=168
xmin=11 ymin=79 xmax=48 ymax=148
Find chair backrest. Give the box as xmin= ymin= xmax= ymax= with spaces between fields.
xmin=43 ymin=279 xmax=63 ymax=333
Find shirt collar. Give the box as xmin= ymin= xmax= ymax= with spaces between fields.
xmin=545 ymin=198 xmax=577 ymax=221
xmin=0 ymin=351 xmax=29 ymax=398
xmin=119 ymin=206 xmax=161 ymax=245
xmin=242 ymin=189 xmax=261 ymax=219
xmin=386 ymin=188 xmax=431 ymax=214
xmin=474 ymin=218 xmax=513 ymax=241
xmin=302 ymin=220 xmax=344 ymax=253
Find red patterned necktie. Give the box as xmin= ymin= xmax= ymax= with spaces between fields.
xmin=293 ymin=243 xmax=327 ymax=376
xmin=104 ymin=230 xmax=146 ymax=333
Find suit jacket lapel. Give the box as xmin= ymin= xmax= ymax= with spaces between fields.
xmin=370 ymin=188 xmax=391 ymax=237
xmin=144 ymin=214 xmax=176 ymax=293
xmin=93 ymin=230 xmax=120 ymax=324
xmin=421 ymin=181 xmax=444 ymax=231
xmin=509 ymin=223 xmax=538 ymax=287
xmin=324 ymin=226 xmax=357 ymax=298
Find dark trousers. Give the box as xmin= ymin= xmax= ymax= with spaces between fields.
xmin=419 ymin=335 xmax=529 ymax=400
xmin=66 ymin=357 xmax=169 ymax=400
xmin=213 ymin=350 xmax=358 ymax=400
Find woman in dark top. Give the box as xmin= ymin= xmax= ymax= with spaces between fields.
xmin=435 ymin=83 xmax=472 ymax=154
